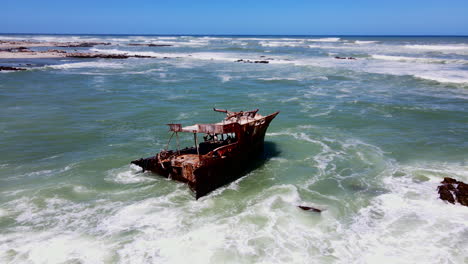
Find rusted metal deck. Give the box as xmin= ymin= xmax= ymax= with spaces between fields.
xmin=131 ymin=108 xmax=279 ymax=199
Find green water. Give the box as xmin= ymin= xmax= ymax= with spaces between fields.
xmin=0 ymin=35 xmax=467 ymax=263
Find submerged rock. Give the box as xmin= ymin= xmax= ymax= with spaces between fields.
xmin=438 ymin=177 xmax=468 ymax=206
xmin=66 ymin=53 xmax=129 ymax=59
xmin=66 ymin=52 xmax=158 ymax=59
xmin=334 ymin=56 xmax=357 ymax=60
xmin=128 ymin=43 xmax=172 ymax=47
xmin=235 ymin=59 xmax=270 ymax=64
xmin=44 ymin=49 xmax=67 ymax=53
xmin=57 ymin=42 xmax=111 ymax=47
xmin=0 ymin=47 xmax=31 ymax=52
xmin=298 ymin=205 xmax=322 ymax=213
xmin=0 ymin=66 xmax=27 ymax=71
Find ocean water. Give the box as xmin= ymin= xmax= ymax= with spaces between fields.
xmin=1 ymin=35 xmax=468 ymax=263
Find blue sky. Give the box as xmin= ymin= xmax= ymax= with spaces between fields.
xmin=3 ymin=0 xmax=468 ymax=35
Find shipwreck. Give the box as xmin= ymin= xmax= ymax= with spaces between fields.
xmin=131 ymin=108 xmax=279 ymax=199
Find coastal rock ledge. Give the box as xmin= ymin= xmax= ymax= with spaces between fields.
xmin=438 ymin=177 xmax=468 ymax=206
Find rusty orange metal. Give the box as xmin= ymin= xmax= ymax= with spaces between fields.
xmin=131 ymin=108 xmax=279 ymax=199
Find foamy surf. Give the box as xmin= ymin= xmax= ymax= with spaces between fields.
xmin=354 ymin=40 xmax=379 ymax=44
xmin=333 ymin=163 xmax=468 ymax=263
xmin=47 ymin=61 xmax=125 ymax=69
xmin=2 ymin=34 xmax=468 ymax=264
xmin=405 ymin=44 xmax=468 ymax=51
xmin=308 ymin=37 xmax=341 ymax=42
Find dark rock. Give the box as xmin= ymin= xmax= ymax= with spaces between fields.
xmin=235 ymin=59 xmax=269 ymax=64
xmin=128 ymin=43 xmax=173 ymax=47
xmin=334 ymin=56 xmax=357 ymax=60
xmin=0 ymin=47 xmax=31 ymax=52
xmin=149 ymin=44 xmax=172 ymax=47
xmin=66 ymin=53 xmax=129 ymax=59
xmin=57 ymin=42 xmax=111 ymax=48
xmin=66 ymin=52 xmax=158 ymax=59
xmin=298 ymin=205 xmax=322 ymax=213
xmin=132 ymin=55 xmax=155 ymax=58
xmin=438 ymin=177 xmax=468 ymax=206
xmin=0 ymin=66 xmax=27 ymax=71
xmin=45 ymin=49 xmax=67 ymax=53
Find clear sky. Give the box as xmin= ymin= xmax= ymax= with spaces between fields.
xmin=3 ymin=0 xmax=468 ymax=35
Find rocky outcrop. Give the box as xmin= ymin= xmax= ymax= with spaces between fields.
xmin=0 ymin=66 xmax=27 ymax=71
xmin=298 ymin=205 xmax=322 ymax=213
xmin=236 ymin=59 xmax=270 ymax=64
xmin=66 ymin=53 xmax=130 ymax=59
xmin=0 ymin=47 xmax=31 ymax=52
xmin=0 ymin=40 xmax=110 ymax=48
xmin=128 ymin=43 xmax=173 ymax=47
xmin=66 ymin=52 xmax=157 ymax=59
xmin=438 ymin=177 xmax=468 ymax=206
xmin=43 ymin=49 xmax=67 ymax=53
xmin=56 ymin=42 xmax=111 ymax=47
xmin=133 ymin=55 xmax=155 ymax=58
xmin=334 ymin=56 xmax=356 ymax=60
xmin=0 ymin=40 xmax=171 ymax=60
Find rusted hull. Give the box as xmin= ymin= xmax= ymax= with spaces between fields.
xmin=131 ymin=111 xmax=278 ymax=199
xmin=192 ymin=143 xmax=264 ymax=198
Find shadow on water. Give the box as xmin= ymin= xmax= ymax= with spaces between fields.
xmin=232 ymin=141 xmax=281 ymax=182
xmin=260 ymin=140 xmax=281 ymax=163
xmin=134 ymin=141 xmax=281 ymax=199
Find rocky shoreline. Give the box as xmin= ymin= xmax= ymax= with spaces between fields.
xmin=0 ymin=40 xmax=168 ymax=60
xmin=0 ymin=40 xmax=167 ymax=70
xmin=1 ymin=39 xmax=276 ymax=70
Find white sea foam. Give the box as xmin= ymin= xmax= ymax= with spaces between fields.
xmin=371 ymin=54 xmax=468 ymax=65
xmin=367 ymin=59 xmax=468 ymax=84
xmin=0 ymin=231 xmax=112 ymax=263
xmin=14 ymin=165 xmax=73 ymax=180
xmin=3 ymin=161 xmax=467 ymax=264
xmin=279 ymin=97 xmax=300 ymax=103
xmin=308 ymin=37 xmax=341 ymax=42
xmin=105 ymin=184 xmax=322 ymax=264
xmin=218 ymin=74 xmax=232 ymax=82
xmin=405 ymin=44 xmax=468 ymax=51
xmin=354 ymin=40 xmax=379 ymax=44
xmin=308 ymin=105 xmax=335 ymax=117
xmin=332 ymin=163 xmax=468 ymax=263
xmin=0 ymin=208 xmax=9 ymax=218
xmin=157 ymin=37 xmax=178 ymax=40
xmin=123 ymin=68 xmax=165 ymax=74
xmin=48 ymin=61 xmax=124 ymax=69
xmin=91 ymin=48 xmax=242 ymax=62
xmin=107 ymin=164 xmax=157 ymax=184
xmin=259 ymin=41 xmax=304 ymax=47
xmin=275 ymin=53 xmax=468 ymax=84
xmin=90 ymin=48 xmax=174 ymax=58
xmin=258 ymin=77 xmax=299 ymax=81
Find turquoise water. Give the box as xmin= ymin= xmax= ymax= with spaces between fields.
xmin=1 ymin=35 xmax=468 ymax=263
